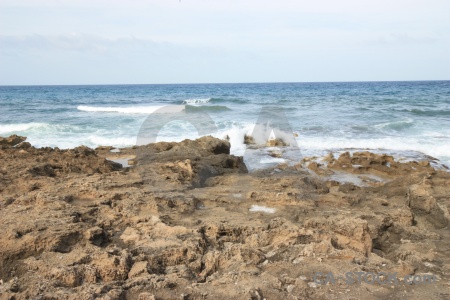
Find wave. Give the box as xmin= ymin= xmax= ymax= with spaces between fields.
xmin=77 ymin=105 xmax=185 ymax=114
xmin=374 ymin=119 xmax=414 ymax=131
xmin=185 ymin=105 xmax=231 ymax=112
xmin=295 ymin=136 xmax=450 ymax=162
xmin=394 ymin=108 xmax=450 ymax=117
xmin=410 ymin=109 xmax=450 ymax=117
xmin=175 ymin=97 xmax=247 ymax=105
xmin=0 ymin=122 xmax=48 ymax=134
xmin=182 ymin=98 xmax=211 ymax=105
xmin=214 ymin=122 xmax=299 ymax=156
xmin=210 ymin=97 xmax=248 ymax=105
xmin=87 ymin=135 xmax=136 ymax=147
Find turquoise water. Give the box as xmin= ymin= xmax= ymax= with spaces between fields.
xmin=1 ymin=81 xmax=449 ymax=168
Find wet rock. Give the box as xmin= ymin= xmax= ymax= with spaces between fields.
xmin=244 ymin=134 xmax=255 ymax=145
xmin=266 ymin=138 xmax=288 ymax=147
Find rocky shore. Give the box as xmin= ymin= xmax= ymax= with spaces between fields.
xmin=0 ymin=135 xmax=449 ymax=300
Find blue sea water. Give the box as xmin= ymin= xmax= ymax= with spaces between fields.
xmin=1 ymin=81 xmax=449 ymax=169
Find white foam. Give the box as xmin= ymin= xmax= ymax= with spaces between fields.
xmin=88 ymin=135 xmax=136 ymax=148
xmin=296 ymin=136 xmax=450 ymax=158
xmin=374 ymin=118 xmax=414 ymax=129
xmin=0 ymin=122 xmax=48 ymax=134
xmin=182 ymin=98 xmax=211 ymax=105
xmin=249 ymin=205 xmax=276 ymax=214
xmin=260 ymin=157 xmax=286 ymax=164
xmin=248 ymin=123 xmax=297 ymax=146
xmin=215 ymin=123 xmax=254 ymax=156
xmin=77 ymin=105 xmax=185 ymax=114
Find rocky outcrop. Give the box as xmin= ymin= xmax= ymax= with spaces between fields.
xmin=407 ymin=179 xmax=449 ymax=229
xmin=0 ymin=134 xmax=27 ymax=148
xmin=0 ymin=135 xmax=449 ymax=299
xmin=136 ymin=136 xmax=247 ymax=187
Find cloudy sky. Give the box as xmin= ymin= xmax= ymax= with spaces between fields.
xmin=1 ymin=0 xmax=449 ymax=85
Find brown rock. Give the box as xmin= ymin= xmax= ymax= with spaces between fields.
xmin=407 ymin=182 xmax=449 ymax=228
xmin=128 ymin=261 xmax=149 ymax=278
xmin=138 ymin=293 xmax=156 ymax=300
xmin=1 ymin=136 xmax=449 ymax=299
xmin=244 ymin=134 xmax=255 ymax=145
xmin=0 ymin=135 xmax=26 ymax=148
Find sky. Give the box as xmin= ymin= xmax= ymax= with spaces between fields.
xmin=0 ymin=0 xmax=449 ymax=85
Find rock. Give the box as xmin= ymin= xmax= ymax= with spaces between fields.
xmin=50 ymin=267 xmax=83 ymax=288
xmin=407 ymin=183 xmax=436 ymax=213
xmin=244 ymin=134 xmax=255 ymax=145
xmin=419 ymin=160 xmax=430 ymax=167
xmin=249 ymin=288 xmax=263 ymax=300
xmin=98 ymin=289 xmax=125 ymax=300
xmin=137 ymin=136 xmax=247 ymax=187
xmin=1 ymin=136 xmax=449 ymax=299
xmin=266 ymin=138 xmax=288 ymax=147
xmin=0 ymin=135 xmax=26 ymax=148
xmin=92 ymin=251 xmax=131 ymax=282
xmin=392 ymin=260 xmax=416 ymax=277
xmin=407 ymin=182 xmax=449 ymax=228
xmin=9 ymin=277 xmax=19 ymax=293
xmin=85 ymin=226 xmax=107 ymax=246
xmin=269 ymin=149 xmax=282 ymax=158
xmin=16 ymin=141 xmax=32 ymax=149
xmin=138 ymin=293 xmax=156 ymax=300
xmin=128 ymin=261 xmax=149 ymax=278
xmin=338 ymin=183 xmax=360 ymax=193
xmin=389 ymin=209 xmax=414 ymax=226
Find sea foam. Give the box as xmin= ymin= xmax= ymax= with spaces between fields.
xmin=77 ymin=105 xmax=185 ymax=114
xmin=182 ymin=98 xmax=211 ymax=105
xmin=0 ymin=123 xmax=48 ymax=134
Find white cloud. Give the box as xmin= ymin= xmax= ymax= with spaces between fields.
xmin=0 ymin=0 xmax=449 ymax=84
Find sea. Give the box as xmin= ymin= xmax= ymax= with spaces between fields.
xmin=1 ymin=81 xmax=449 ymax=170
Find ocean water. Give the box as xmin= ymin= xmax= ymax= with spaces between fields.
xmin=1 ymin=81 xmax=449 ymax=169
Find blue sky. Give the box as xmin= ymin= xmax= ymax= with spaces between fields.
xmin=1 ymin=0 xmax=449 ymax=85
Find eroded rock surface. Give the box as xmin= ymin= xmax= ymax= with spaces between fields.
xmin=0 ymin=136 xmax=449 ymax=299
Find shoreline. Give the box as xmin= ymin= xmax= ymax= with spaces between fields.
xmin=95 ymin=138 xmax=449 ymax=177
xmin=1 ymin=135 xmax=449 ymax=299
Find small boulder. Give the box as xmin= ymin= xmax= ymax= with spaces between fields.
xmin=0 ymin=135 xmax=26 ymax=148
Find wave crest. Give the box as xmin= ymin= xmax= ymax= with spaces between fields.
xmin=182 ymin=98 xmax=211 ymax=105
xmin=77 ymin=105 xmax=184 ymax=114
xmin=0 ymin=122 xmax=48 ymax=134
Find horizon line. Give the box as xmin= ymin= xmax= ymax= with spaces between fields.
xmin=0 ymin=79 xmax=449 ymax=87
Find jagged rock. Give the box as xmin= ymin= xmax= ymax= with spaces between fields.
xmin=137 ymin=136 xmax=247 ymax=187
xmin=407 ymin=182 xmax=449 ymax=228
xmin=0 ymin=135 xmax=449 ymax=299
xmin=85 ymin=226 xmax=107 ymax=246
xmin=138 ymin=293 xmax=156 ymax=300
xmin=0 ymin=135 xmax=26 ymax=148
xmin=266 ymin=138 xmax=288 ymax=147
xmin=243 ymin=134 xmax=255 ymax=145
xmin=128 ymin=261 xmax=149 ymax=278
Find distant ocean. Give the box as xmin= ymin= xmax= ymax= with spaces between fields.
xmin=1 ymin=81 xmax=449 ymax=169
